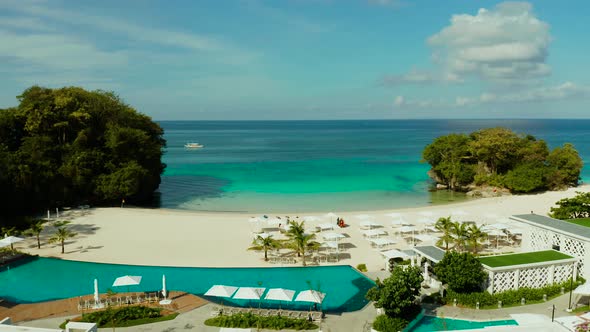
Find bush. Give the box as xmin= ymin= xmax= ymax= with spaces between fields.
xmin=446 ymin=278 xmax=584 ymax=308
xmin=204 ymin=313 xmax=317 ymax=330
xmin=356 ymin=263 xmax=368 ymax=272
xmin=61 ymin=306 xmax=177 ymax=328
xmin=372 ymin=314 xmax=408 ymax=332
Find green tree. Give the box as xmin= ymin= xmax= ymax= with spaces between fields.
xmin=469 ymin=128 xmax=522 ymax=175
xmin=365 ymin=266 xmax=423 ymax=319
xmin=422 ymin=134 xmax=473 ymax=189
xmin=435 ymin=217 xmax=454 ymax=251
xmin=549 ymin=192 xmax=590 ymax=219
xmin=546 ymin=143 xmax=583 ymax=188
xmin=451 ymin=222 xmax=469 ymax=252
xmin=49 ymin=221 xmax=77 ymax=254
xmin=25 ymin=219 xmax=46 ymax=249
xmin=434 ymin=251 xmax=487 ymax=293
xmin=503 ymin=162 xmax=547 ymax=193
xmin=465 ymin=224 xmax=488 ymax=254
xmin=248 ymin=234 xmax=280 ymax=261
xmin=285 ymin=220 xmax=317 ymax=267
xmin=0 ymin=86 xmax=166 ymax=219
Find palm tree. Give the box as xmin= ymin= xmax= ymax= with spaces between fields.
xmin=434 ymin=217 xmax=454 ymax=251
xmin=285 ymin=220 xmax=316 ymax=266
xmin=49 ymin=221 xmax=77 ymax=254
xmin=248 ymin=235 xmax=280 ymax=261
xmin=26 ymin=219 xmax=45 ymax=249
xmin=452 ymin=222 xmax=468 ymax=252
xmin=466 ymin=224 xmax=488 ymax=255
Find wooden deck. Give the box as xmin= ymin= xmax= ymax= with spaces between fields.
xmin=0 ymin=291 xmax=208 ymax=323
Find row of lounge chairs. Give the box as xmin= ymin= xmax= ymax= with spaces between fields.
xmin=77 ymin=292 xmax=162 ymax=311
xmin=211 ymin=306 xmax=322 ymax=322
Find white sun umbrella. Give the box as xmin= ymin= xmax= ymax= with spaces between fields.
xmin=391 ymin=218 xmax=411 ymax=227
xmin=303 ymin=216 xmax=320 ymax=222
xmin=323 ymin=232 xmax=345 ymax=241
xmin=360 ymin=220 xmax=382 ymax=229
xmin=233 ymin=287 xmax=266 ymax=304
xmin=324 ymin=212 xmax=338 ymax=220
xmin=93 ymin=278 xmax=104 ymax=309
xmin=362 ymin=229 xmax=386 ymax=238
xmin=574 ymin=282 xmax=590 ymax=296
xmin=381 ymin=249 xmax=411 ymax=260
xmin=205 ymin=285 xmax=238 ymax=298
xmin=414 ymin=234 xmax=438 ymax=244
xmin=265 ymin=288 xmax=295 ymax=310
xmin=320 ymin=241 xmax=339 ymax=250
xmin=0 ymin=236 xmax=24 ymax=250
xmin=295 ymin=290 xmax=326 ymax=305
xmin=316 ymin=223 xmax=335 ymax=231
xmin=112 ymin=275 xmax=142 ymax=294
xmin=489 ymin=223 xmax=510 ymax=230
xmin=416 ymin=217 xmax=435 ymax=225
xmin=399 ymin=225 xmax=416 ymax=245
xmin=256 ymin=232 xmax=272 ymax=239
xmin=159 ymin=275 xmax=172 ymax=305
xmin=266 ymin=217 xmax=282 ymax=227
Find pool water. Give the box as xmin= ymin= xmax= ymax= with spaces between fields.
xmin=408 ymin=316 xmax=518 ymax=331
xmin=0 ymin=256 xmax=374 ymax=312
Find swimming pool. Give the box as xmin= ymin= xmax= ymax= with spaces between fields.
xmin=408 ymin=315 xmax=518 ymax=331
xmin=0 ymin=256 xmax=374 ymax=312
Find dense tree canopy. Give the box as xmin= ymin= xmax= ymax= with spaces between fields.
xmin=422 ymin=127 xmax=582 ymax=193
xmin=0 ymin=86 xmax=166 ymax=218
xmin=550 ymin=191 xmax=590 ymax=219
xmin=434 ymin=251 xmax=487 ymax=293
xmin=366 ymin=265 xmax=423 ymax=319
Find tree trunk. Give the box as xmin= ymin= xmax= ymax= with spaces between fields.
xmin=264 ymin=249 xmax=268 ymax=261
xmin=37 ymin=234 xmax=40 ymax=249
xmin=61 ymin=239 xmax=65 ymax=254
xmin=302 ymin=249 xmax=306 ymax=267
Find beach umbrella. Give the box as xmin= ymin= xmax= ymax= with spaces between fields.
xmin=113 ymin=275 xmax=142 ymax=287
xmin=322 ymin=232 xmax=345 ymax=241
xmin=0 ymin=236 xmax=24 ymax=250
xmin=265 ymin=288 xmax=295 ymax=310
xmin=205 ymin=285 xmax=238 ymax=298
xmin=324 ymin=212 xmax=338 ymax=222
xmin=295 ymin=290 xmax=325 ymax=304
xmin=47 ymin=210 xmax=51 ymax=220
xmin=360 ymin=220 xmax=382 ymax=229
xmin=303 ymin=216 xmax=320 ymax=222
xmin=266 ymin=218 xmax=282 ymax=227
xmin=391 ymin=218 xmax=410 ymax=227
xmin=320 ymin=241 xmax=339 ymax=250
xmin=94 ymin=279 xmax=99 ymax=302
xmin=416 ymin=217 xmax=435 ymax=225
xmin=233 ymin=287 xmax=265 ymax=302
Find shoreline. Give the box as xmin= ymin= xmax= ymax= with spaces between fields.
xmin=17 ymin=185 xmax=590 ymax=271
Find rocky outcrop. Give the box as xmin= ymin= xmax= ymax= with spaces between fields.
xmin=465 ymin=186 xmax=511 ymax=198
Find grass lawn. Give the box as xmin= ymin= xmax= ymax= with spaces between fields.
xmin=566 ymin=218 xmax=590 ymax=228
xmin=478 ymin=250 xmax=573 ymax=268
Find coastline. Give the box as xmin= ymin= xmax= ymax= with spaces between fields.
xmin=19 ymin=185 xmax=590 ymax=272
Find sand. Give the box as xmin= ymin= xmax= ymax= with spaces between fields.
xmin=18 ymin=185 xmax=590 ymax=272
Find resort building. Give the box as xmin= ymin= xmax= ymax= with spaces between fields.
xmin=511 ymin=213 xmax=590 ymax=278
xmin=413 ymin=246 xmax=578 ymax=294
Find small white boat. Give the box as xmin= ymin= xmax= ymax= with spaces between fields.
xmin=184 ymin=142 xmax=204 ymax=149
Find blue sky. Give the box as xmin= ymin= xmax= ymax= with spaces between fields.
xmin=1 ymin=0 xmax=589 ymax=120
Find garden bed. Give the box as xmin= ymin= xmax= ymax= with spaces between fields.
xmin=61 ymin=306 xmax=178 ymax=328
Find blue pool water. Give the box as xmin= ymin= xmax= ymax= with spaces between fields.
xmin=408 ymin=316 xmax=518 ymax=331
xmin=0 ymin=257 xmax=374 ymax=312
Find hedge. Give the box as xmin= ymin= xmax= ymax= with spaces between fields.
xmin=204 ymin=313 xmax=318 ymax=330
xmin=372 ymin=314 xmax=408 ymax=332
xmin=445 ymin=278 xmax=584 ymax=308
xmin=60 ymin=306 xmax=178 ymax=328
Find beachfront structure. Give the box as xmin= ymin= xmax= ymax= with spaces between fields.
xmin=511 ymin=213 xmax=590 ymax=278
xmin=413 ymin=246 xmax=577 ymax=294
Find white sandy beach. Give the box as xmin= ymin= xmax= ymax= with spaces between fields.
xmin=20 ymin=185 xmax=590 ymax=272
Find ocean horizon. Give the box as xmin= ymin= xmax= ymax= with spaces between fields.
xmin=156 ymin=119 xmax=590 ymax=213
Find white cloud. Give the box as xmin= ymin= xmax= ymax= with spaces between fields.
xmin=428 ymin=1 xmax=551 ymax=83
xmin=393 ymin=95 xmax=405 ymax=106
xmin=455 ymin=82 xmax=590 ymax=107
xmin=380 ymin=70 xmax=461 ymax=86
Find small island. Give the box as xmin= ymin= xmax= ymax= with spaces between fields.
xmin=422 ymin=127 xmax=583 ymax=195
xmin=0 ymin=86 xmax=166 ymax=220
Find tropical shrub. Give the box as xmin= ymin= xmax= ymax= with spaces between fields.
xmin=550 ymin=192 xmax=590 ymax=219
xmin=366 ymin=266 xmax=423 ymax=320
xmin=372 ymin=314 xmax=408 ymax=332
xmin=64 ymin=306 xmax=177 ymax=328
xmin=356 ymin=263 xmax=367 ymax=272
xmin=204 ymin=313 xmax=317 ymax=330
xmin=434 ymin=251 xmax=487 ymax=293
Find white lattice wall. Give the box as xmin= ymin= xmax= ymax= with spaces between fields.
xmin=489 ymin=262 xmax=574 ymax=294
xmin=528 ymin=229 xmax=587 ymax=277
xmin=492 ymin=270 xmax=517 ymax=293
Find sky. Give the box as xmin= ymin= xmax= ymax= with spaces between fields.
xmin=0 ymin=0 xmax=589 ymax=120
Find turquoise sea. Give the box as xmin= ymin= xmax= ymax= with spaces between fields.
xmin=157 ymin=119 xmax=590 ymax=213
